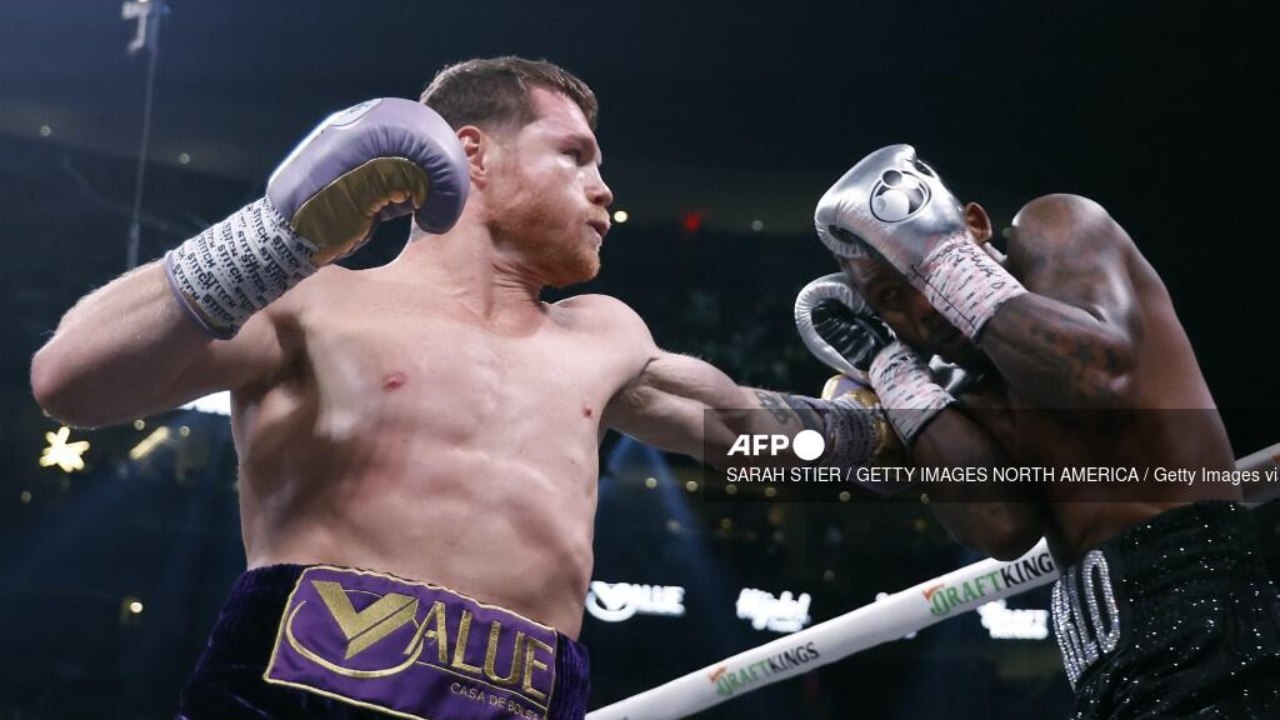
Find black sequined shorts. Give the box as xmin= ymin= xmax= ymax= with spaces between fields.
xmin=1052 ymin=502 xmax=1280 ymax=719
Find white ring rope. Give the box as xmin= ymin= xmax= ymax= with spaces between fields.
xmin=586 ymin=442 xmax=1280 ymax=720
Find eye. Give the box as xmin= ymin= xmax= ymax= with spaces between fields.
xmin=564 ymin=148 xmax=584 ymax=162
xmin=877 ymin=287 xmax=902 ymax=306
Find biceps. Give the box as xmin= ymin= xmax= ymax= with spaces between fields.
xmin=605 ymin=384 xmax=710 ymax=457
xmin=605 ymin=353 xmax=749 ymax=456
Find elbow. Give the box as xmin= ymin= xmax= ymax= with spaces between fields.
xmin=1077 ymin=367 xmax=1138 ymax=410
xmin=1079 ymin=338 xmax=1139 ymax=409
xmin=30 ymin=345 xmax=64 ymax=413
xmin=30 ymin=344 xmax=98 ymax=427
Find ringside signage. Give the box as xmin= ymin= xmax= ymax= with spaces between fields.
xmin=736 ymin=588 xmax=812 ymax=633
xmin=585 ymin=582 xmax=685 ymax=623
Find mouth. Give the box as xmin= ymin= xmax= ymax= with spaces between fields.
xmin=587 ymin=219 xmax=610 ymax=243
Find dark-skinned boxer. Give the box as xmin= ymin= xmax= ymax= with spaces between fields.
xmin=795 ymin=144 xmax=1280 ymax=718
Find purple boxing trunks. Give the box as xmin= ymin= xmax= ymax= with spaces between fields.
xmin=178 ymin=564 xmax=590 ymax=720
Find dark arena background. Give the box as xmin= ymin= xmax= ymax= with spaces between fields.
xmin=2 ymin=2 xmax=1278 ymax=718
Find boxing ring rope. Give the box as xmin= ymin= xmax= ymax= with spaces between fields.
xmin=587 ymin=441 xmax=1280 ymax=720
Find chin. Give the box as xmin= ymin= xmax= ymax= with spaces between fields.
xmin=545 ymin=252 xmax=600 ymax=288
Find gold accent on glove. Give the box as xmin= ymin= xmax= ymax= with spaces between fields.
xmin=821 ymin=374 xmax=907 ymax=467
xmin=291 ymin=157 xmax=430 ymax=265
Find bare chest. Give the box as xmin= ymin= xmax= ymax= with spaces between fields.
xmin=291 ymin=301 xmax=626 ymax=446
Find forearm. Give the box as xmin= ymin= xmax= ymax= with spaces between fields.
xmin=715 ymin=388 xmax=888 ymax=471
xmin=611 ymin=353 xmax=885 ymax=469
xmin=913 ymin=409 xmax=1046 ymax=560
xmin=980 ymin=293 xmax=1135 ymax=409
xmin=646 ymin=379 xmax=823 ymax=463
xmin=31 ymin=260 xmax=215 ymax=426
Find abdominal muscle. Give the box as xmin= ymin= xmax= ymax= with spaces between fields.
xmin=228 ymin=305 xmax=608 ymax=638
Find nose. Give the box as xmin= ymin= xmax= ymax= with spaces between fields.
xmin=587 ymin=167 xmax=613 ymax=208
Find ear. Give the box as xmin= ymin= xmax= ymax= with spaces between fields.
xmin=456 ymin=126 xmax=488 ymax=187
xmin=963 ymin=202 xmax=994 ymax=246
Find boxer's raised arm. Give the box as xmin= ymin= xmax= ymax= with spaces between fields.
xmin=977 ymin=195 xmax=1143 ymax=410
xmin=32 ymin=97 xmax=469 ymax=428
xmin=815 ymin=148 xmax=1140 ymax=413
xmin=31 ymin=261 xmax=286 ymax=427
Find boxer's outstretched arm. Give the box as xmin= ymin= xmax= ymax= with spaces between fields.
xmin=598 ymin=298 xmax=880 ymax=467
xmin=31 ymin=261 xmax=285 ymax=428
xmin=979 ymin=195 xmax=1142 ymax=410
xmin=606 ymin=349 xmax=819 ymax=465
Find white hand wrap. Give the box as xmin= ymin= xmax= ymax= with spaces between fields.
xmin=869 ymin=341 xmax=954 ymax=444
xmin=919 ymin=236 xmax=1027 ymax=340
xmin=164 ymin=198 xmax=318 ymax=339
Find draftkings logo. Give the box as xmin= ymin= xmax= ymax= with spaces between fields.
xmin=707 ymin=642 xmax=821 ymax=697
xmin=922 ymin=550 xmax=1056 ymax=617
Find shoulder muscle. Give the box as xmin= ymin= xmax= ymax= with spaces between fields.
xmin=1006 ymin=195 xmax=1142 ymax=334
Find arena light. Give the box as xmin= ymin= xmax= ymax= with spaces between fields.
xmin=39 ymin=426 xmax=90 ymax=473
xmin=120 ymin=596 xmax=145 ymax=625
xmin=680 ymin=210 xmax=704 ymax=233
xmin=612 ymin=209 xmax=629 ymax=224
xmin=121 ymin=0 xmax=168 ymax=55
xmin=129 ymin=426 xmax=171 ymax=460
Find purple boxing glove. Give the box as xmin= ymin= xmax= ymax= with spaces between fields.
xmin=165 ymin=98 xmax=469 ymax=338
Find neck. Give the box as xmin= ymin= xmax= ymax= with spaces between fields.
xmin=380 ymin=217 xmax=548 ymax=323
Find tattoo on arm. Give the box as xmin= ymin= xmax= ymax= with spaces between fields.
xmin=987 ymin=214 xmax=1138 ymax=408
xmin=754 ymin=390 xmax=825 ymax=433
xmin=754 ymin=390 xmax=794 ymax=425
